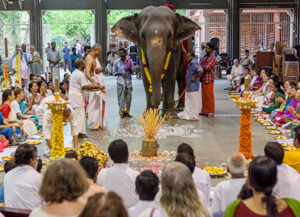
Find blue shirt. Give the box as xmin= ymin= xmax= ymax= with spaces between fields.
xmin=113 ymin=57 xmax=135 ymax=85
xmin=186 ymin=58 xmax=202 ymax=92
xmin=62 ymin=47 xmax=71 ymax=60
xmin=70 ymin=54 xmax=81 ymax=72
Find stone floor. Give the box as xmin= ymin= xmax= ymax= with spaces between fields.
xmin=1 ymin=74 xmax=277 ymax=185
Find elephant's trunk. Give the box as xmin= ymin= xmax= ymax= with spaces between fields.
xmin=146 ymin=46 xmax=166 ymax=108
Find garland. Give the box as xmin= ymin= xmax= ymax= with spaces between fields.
xmin=50 ymin=110 xmax=65 ymax=159
xmin=15 ymin=54 xmax=21 ymax=88
xmin=238 ymin=109 xmax=254 ymax=159
xmin=141 ymin=42 xmax=173 ymax=93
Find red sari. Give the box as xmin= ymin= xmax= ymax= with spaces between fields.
xmin=0 ymin=103 xmax=11 ymax=119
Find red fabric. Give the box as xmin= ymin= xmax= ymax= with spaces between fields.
xmin=201 ymin=82 xmax=215 ymax=114
xmin=235 ymin=201 xmax=295 ymax=217
xmin=164 ymin=4 xmax=175 ymax=10
xmin=102 ymin=100 xmax=105 ymax=127
xmin=200 ymin=54 xmax=216 ymax=84
xmin=0 ymin=103 xmax=11 ymax=119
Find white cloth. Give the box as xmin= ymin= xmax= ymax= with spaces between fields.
xmin=43 ymin=107 xmax=78 ymax=140
xmin=46 ymin=89 xmax=53 ymax=97
xmin=154 ymin=187 xmax=206 ymax=208
xmin=128 ymin=201 xmax=157 ymax=217
xmin=73 ymin=107 xmax=86 ymax=134
xmin=240 ymin=55 xmax=255 ymax=66
xmin=36 ymin=95 xmax=56 ymax=126
xmin=51 ymin=67 xmax=60 ymax=85
xmin=107 ymin=54 xmax=119 ymax=64
xmin=192 ymin=167 xmax=211 ymax=207
xmin=12 ymin=55 xmax=29 ymax=79
xmin=10 ymin=100 xmax=38 ymax=136
xmin=211 ymin=178 xmax=246 ymax=213
xmin=273 ymin=164 xmax=300 ymax=201
xmin=97 ymin=163 xmax=139 ymax=208
xmin=250 ymin=76 xmax=257 ymax=86
xmin=4 ymin=165 xmax=43 ymax=209
xmin=69 ymin=69 xmax=88 ymax=108
xmin=88 ymin=58 xmax=106 ymax=128
xmin=30 ymin=206 xmax=81 ymax=217
xmin=230 ymin=65 xmax=244 ymax=77
xmin=177 ymin=91 xmax=199 ymax=120
xmin=76 ymin=43 xmax=81 ymax=55
xmin=227 ymin=74 xmax=242 ymax=86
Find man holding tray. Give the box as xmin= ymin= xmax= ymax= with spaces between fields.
xmin=69 ymin=58 xmax=100 ymax=138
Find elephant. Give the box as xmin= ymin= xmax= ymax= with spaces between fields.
xmin=112 ymin=6 xmax=200 ymax=117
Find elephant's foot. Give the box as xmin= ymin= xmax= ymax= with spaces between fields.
xmin=162 ymin=110 xmax=178 ymax=119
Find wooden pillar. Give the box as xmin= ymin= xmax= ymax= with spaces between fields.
xmin=95 ymin=0 xmax=107 ymax=62
xmin=227 ymin=0 xmax=240 ymax=59
xmin=30 ymin=0 xmax=42 ymax=58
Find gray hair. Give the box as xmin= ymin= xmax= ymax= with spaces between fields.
xmin=227 ymin=153 xmax=246 ymax=175
xmin=92 ymin=43 xmax=102 ymax=51
xmin=30 ymin=45 xmax=35 ymax=49
xmin=234 ymin=59 xmax=239 ymax=63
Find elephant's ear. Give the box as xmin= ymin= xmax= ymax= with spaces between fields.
xmin=174 ymin=14 xmax=201 ymax=42
xmin=111 ymin=14 xmax=140 ymax=46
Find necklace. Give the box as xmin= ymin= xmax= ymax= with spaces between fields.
xmin=141 ymin=41 xmax=173 ymax=93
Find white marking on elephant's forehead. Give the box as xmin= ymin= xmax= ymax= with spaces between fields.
xmin=155 ymin=30 xmax=158 ymax=34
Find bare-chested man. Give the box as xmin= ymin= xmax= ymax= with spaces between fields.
xmin=85 ymin=44 xmax=106 ymax=130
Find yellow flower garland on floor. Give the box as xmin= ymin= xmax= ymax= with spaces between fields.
xmin=141 ymin=42 xmax=173 ymax=93
xmin=50 ymin=110 xmax=65 ymax=158
xmin=238 ymin=109 xmax=254 ymax=159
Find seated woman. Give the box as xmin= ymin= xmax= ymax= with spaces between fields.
xmin=47 ymin=81 xmax=54 ymax=96
xmin=262 ymin=82 xmax=285 ymax=114
xmin=63 ymin=73 xmax=71 ymax=93
xmin=254 ymin=73 xmax=274 ymax=111
xmin=251 ymin=70 xmax=269 ymax=100
xmin=59 ymin=81 xmax=68 ymax=100
xmin=248 ymin=68 xmax=262 ymax=92
xmin=283 ymin=80 xmax=291 ymax=100
xmin=11 ymin=88 xmax=40 ymax=130
xmin=0 ymin=112 xmax=22 ymax=141
xmin=0 ymin=89 xmax=25 ymax=140
xmin=27 ymin=81 xmax=45 ymax=113
xmin=224 ymin=156 xmax=300 ymax=217
xmin=275 ymin=85 xmax=298 ymax=126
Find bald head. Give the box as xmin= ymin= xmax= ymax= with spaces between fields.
xmin=227 ymin=153 xmax=246 ymax=175
xmin=74 ymin=58 xmax=85 ymax=69
xmin=92 ymin=43 xmax=102 ymax=51
xmin=91 ymin=43 xmax=102 ymax=56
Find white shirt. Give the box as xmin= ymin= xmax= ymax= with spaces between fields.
xmin=11 ymin=100 xmax=21 ymax=114
xmin=107 ymin=54 xmax=119 ymax=64
xmin=240 ymin=55 xmax=255 ymax=65
xmin=43 ymin=106 xmax=78 ymax=140
xmin=273 ymin=164 xmax=300 ymax=201
xmin=192 ymin=167 xmax=211 ymax=207
xmin=97 ymin=163 xmax=139 ymax=208
xmin=36 ymin=95 xmax=55 ymax=126
xmin=211 ymin=178 xmax=246 ymax=213
xmin=69 ymin=69 xmax=88 ymax=108
xmin=230 ymin=64 xmax=244 ymax=77
xmin=30 ymin=206 xmax=81 ymax=217
xmin=76 ymin=43 xmax=81 ymax=55
xmin=128 ymin=200 xmax=157 ymax=217
xmin=4 ymin=165 xmax=43 ymax=209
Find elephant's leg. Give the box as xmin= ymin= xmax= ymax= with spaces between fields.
xmin=162 ymin=77 xmax=177 ymax=118
xmin=176 ymin=55 xmax=185 ymax=111
xmin=141 ymin=71 xmax=151 ymax=109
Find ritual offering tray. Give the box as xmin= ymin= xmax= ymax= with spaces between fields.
xmin=284 ymin=147 xmax=296 ymax=151
xmin=265 ymin=126 xmax=277 ymax=130
xmin=203 ymin=166 xmax=227 ymax=178
xmin=83 ymin=86 xmax=103 ymax=92
xmin=275 ymin=136 xmax=289 ymax=140
xmin=281 ymin=143 xmax=294 ymax=147
xmin=269 ymin=131 xmax=281 ymax=135
xmin=262 ymin=122 xmax=272 ymax=126
xmin=27 ymin=141 xmax=41 ymax=145
xmin=252 ymin=113 xmax=259 ymax=117
xmin=230 ymin=95 xmax=240 ymax=98
xmin=2 ymin=156 xmax=12 ymax=161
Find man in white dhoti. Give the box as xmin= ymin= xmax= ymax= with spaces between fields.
xmin=178 ymin=51 xmax=203 ymax=120
xmin=69 ymin=58 xmax=100 ymax=138
xmin=47 ymin=42 xmax=61 ymax=85
xmin=227 ymin=59 xmax=243 ymax=90
xmin=85 ymin=44 xmax=106 ymax=130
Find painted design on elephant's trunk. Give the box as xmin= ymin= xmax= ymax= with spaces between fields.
xmin=141 ymin=41 xmax=173 ymax=93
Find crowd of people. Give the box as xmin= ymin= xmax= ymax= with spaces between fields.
xmin=0 ymin=139 xmax=299 ymax=216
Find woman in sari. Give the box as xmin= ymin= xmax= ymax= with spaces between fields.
xmin=262 ymin=82 xmax=285 ymax=114
xmin=0 ymin=89 xmax=26 ymax=140
xmin=249 ymin=68 xmax=262 ymax=91
xmin=28 ymin=45 xmax=41 ymax=76
xmin=27 ymin=81 xmax=45 ymax=113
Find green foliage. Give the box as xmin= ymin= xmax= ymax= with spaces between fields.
xmin=42 ymin=10 xmax=94 ymax=49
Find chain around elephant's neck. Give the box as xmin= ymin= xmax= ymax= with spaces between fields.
xmin=141 ymin=41 xmax=173 ymax=93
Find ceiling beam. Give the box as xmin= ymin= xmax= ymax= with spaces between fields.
xmin=2 ymin=0 xmax=7 ymax=10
